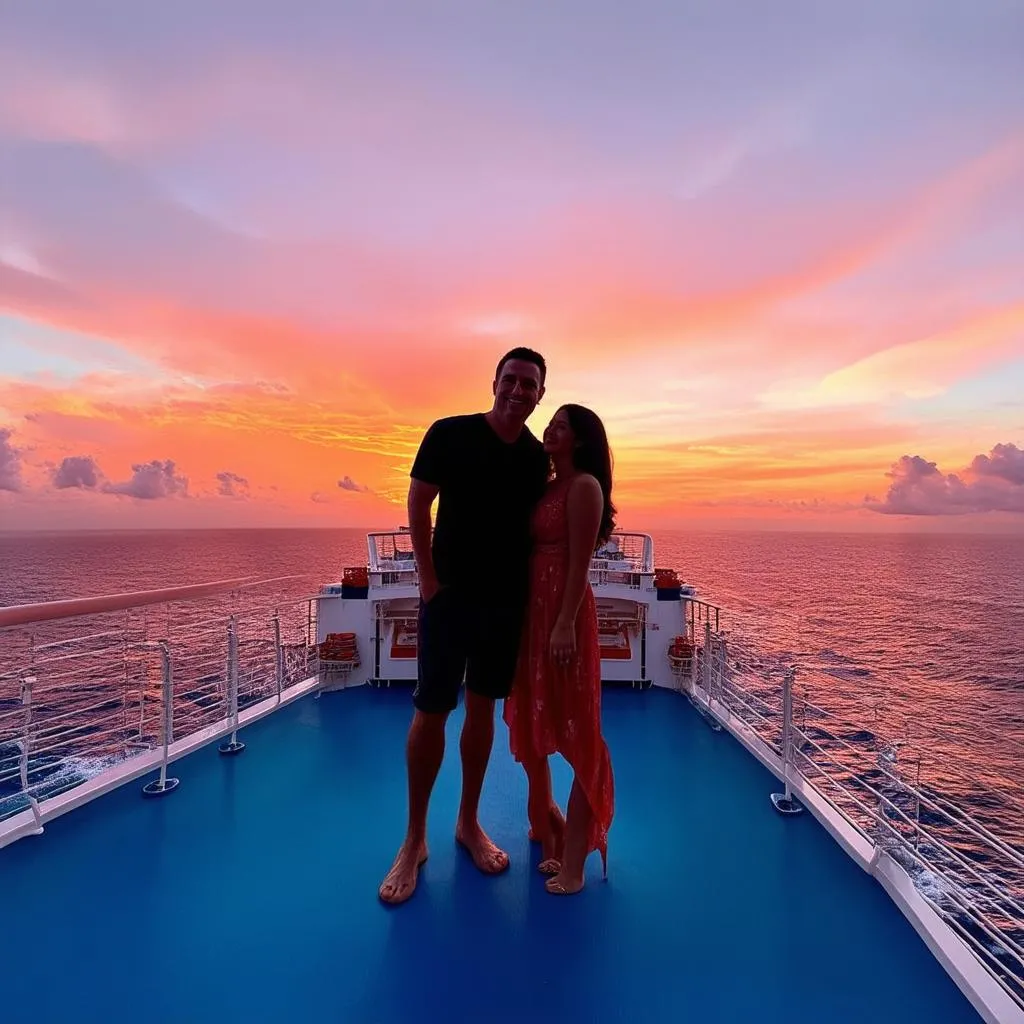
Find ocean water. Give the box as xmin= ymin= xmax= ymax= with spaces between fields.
xmin=1 ymin=527 xmax=1022 ymax=987
xmin=2 ymin=528 xmax=1021 ymax=759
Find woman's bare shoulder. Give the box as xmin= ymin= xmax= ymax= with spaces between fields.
xmin=567 ymin=473 xmax=603 ymax=501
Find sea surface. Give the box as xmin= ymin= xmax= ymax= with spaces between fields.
xmin=1 ymin=527 xmax=1022 ymax=989
xmin=4 ymin=527 xmax=1020 ymax=724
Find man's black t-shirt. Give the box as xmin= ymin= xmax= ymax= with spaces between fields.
xmin=410 ymin=413 xmax=550 ymax=591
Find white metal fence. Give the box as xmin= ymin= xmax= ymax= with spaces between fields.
xmin=682 ymin=612 xmax=1024 ymax=1013
xmin=0 ymin=578 xmax=321 ymax=833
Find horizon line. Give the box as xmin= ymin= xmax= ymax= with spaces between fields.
xmin=2 ymin=522 xmax=1022 ymax=539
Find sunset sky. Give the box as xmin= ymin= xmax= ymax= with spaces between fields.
xmin=1 ymin=1 xmax=1022 ymax=532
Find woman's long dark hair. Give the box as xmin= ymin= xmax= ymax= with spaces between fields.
xmin=561 ymin=403 xmax=617 ymax=546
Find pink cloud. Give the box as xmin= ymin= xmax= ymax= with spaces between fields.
xmin=53 ymin=454 xmax=101 ymax=489
xmin=103 ymin=459 xmax=188 ymax=501
xmin=867 ymin=443 xmax=1024 ymax=515
xmin=971 ymin=442 xmax=1024 ymax=486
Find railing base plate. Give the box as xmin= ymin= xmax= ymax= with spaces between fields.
xmin=686 ymin=693 xmax=722 ymax=732
xmin=142 ymin=778 xmax=180 ymax=798
xmin=771 ymin=793 xmax=804 ymax=816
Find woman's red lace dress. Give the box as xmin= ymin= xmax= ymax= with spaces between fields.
xmin=504 ymin=477 xmax=615 ymax=868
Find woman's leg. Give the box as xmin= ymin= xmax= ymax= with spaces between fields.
xmin=545 ymin=777 xmax=593 ymax=893
xmin=522 ymin=754 xmax=564 ymax=870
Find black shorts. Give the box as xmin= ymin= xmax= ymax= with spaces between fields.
xmin=412 ymin=585 xmax=527 ymax=714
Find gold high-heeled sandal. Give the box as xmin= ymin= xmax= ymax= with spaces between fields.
xmin=545 ymin=878 xmax=584 ymax=896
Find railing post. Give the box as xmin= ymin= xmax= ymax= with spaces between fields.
xmin=687 ymin=609 xmax=697 ymax=691
xmin=19 ymin=676 xmax=44 ymax=835
xmin=872 ymin=743 xmax=901 ymax=852
xmin=718 ymin=635 xmax=728 ymax=698
xmin=273 ymin=612 xmax=283 ymax=703
xmin=771 ymin=667 xmax=803 ymax=815
xmin=142 ymin=642 xmax=179 ymax=797
xmin=702 ymin=620 xmax=713 ymax=696
xmin=685 ymin=610 xmax=721 ymax=732
xmin=219 ymin=615 xmax=245 ymax=755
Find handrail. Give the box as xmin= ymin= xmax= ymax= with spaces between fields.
xmin=686 ymin=626 xmax=1024 ymax=1014
xmin=364 ymin=529 xmax=657 ymax=574
xmin=0 ymin=574 xmax=312 ymax=629
xmin=1 ymin=583 xmax=322 ymax=843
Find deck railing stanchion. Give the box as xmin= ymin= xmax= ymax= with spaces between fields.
xmin=687 ymin=603 xmax=697 ymax=690
xmin=142 ymin=643 xmax=179 ymax=797
xmin=770 ymin=667 xmax=803 ymax=815
xmin=871 ymin=743 xmax=903 ymax=854
xmin=219 ymin=615 xmax=245 ymax=755
xmin=273 ymin=612 xmax=284 ymax=703
xmin=703 ymin=620 xmax=713 ymax=697
xmin=718 ymin=635 xmax=728 ymax=701
xmin=19 ymin=676 xmax=45 ymax=835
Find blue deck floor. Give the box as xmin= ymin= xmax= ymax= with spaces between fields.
xmin=1 ymin=685 xmax=981 ymax=1024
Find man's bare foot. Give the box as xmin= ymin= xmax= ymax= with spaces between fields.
xmin=378 ymin=840 xmax=428 ymax=905
xmin=455 ymin=821 xmax=509 ymax=874
xmin=545 ymin=870 xmax=584 ymax=895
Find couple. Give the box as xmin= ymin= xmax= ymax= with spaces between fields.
xmin=379 ymin=347 xmax=615 ymax=904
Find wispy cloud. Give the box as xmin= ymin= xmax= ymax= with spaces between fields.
xmin=338 ymin=475 xmax=370 ymax=494
xmin=761 ymin=304 xmax=1024 ymax=410
xmin=216 ymin=470 xmax=249 ymax=498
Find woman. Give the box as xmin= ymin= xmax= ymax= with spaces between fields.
xmin=503 ymin=403 xmax=615 ymax=895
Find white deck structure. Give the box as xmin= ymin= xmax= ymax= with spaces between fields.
xmin=314 ymin=529 xmax=713 ymax=691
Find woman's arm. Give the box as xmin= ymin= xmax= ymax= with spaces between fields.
xmin=549 ymin=475 xmax=603 ymax=664
xmin=558 ymin=474 xmax=603 ymax=624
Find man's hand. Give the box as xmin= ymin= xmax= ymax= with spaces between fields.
xmin=419 ymin=574 xmax=442 ymax=604
xmin=549 ymin=615 xmax=576 ymax=666
xmin=408 ymin=476 xmax=441 ymax=606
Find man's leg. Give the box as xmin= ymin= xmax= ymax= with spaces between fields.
xmin=454 ymin=592 xmax=525 ymax=874
xmin=379 ymin=708 xmax=447 ymax=904
xmin=455 ymin=689 xmax=509 ymax=873
xmin=379 ymin=589 xmax=463 ymax=904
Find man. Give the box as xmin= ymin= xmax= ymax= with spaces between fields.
xmin=378 ymin=347 xmax=551 ymax=905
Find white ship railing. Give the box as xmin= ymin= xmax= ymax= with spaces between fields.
xmin=681 ymin=615 xmax=1024 ymax=1020
xmin=0 ymin=576 xmax=324 ymax=848
xmin=364 ymin=530 xmax=655 ymax=580
xmin=3 ymin=567 xmax=1020 ymax=1018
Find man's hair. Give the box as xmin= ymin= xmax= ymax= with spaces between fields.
xmin=495 ymin=347 xmax=546 ymax=385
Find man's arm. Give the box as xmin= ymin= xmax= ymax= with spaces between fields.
xmin=408 ymin=419 xmax=448 ymax=602
xmin=408 ymin=478 xmax=440 ymax=602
